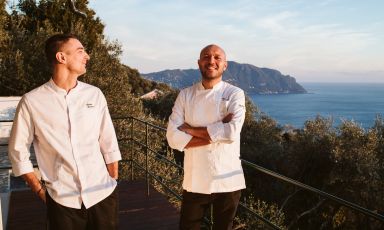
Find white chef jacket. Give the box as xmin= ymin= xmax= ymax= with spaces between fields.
xmin=166 ymin=81 xmax=246 ymax=194
xmin=8 ymin=79 xmax=121 ymax=209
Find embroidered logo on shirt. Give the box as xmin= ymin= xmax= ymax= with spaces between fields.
xmin=86 ymin=103 xmax=94 ymax=108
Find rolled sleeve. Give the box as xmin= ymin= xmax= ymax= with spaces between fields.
xmin=102 ymin=150 xmax=122 ymax=164
xmin=8 ymin=96 xmax=35 ymax=176
xmin=166 ymin=91 xmax=193 ymax=151
xmin=207 ymin=90 xmax=246 ymax=143
xmin=11 ymin=161 xmax=34 ymax=176
xmin=166 ymin=126 xmax=193 ymax=151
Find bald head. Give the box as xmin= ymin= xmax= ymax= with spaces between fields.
xmin=199 ymin=44 xmax=226 ymax=61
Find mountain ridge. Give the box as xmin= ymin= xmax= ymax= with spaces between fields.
xmin=142 ymin=61 xmax=307 ymax=94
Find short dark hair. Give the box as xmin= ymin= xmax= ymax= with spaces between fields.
xmin=45 ymin=34 xmax=79 ymax=66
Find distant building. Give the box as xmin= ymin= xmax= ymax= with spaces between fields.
xmin=140 ymin=89 xmax=164 ymax=100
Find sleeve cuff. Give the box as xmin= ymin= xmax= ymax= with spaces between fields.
xmin=12 ymin=161 xmax=34 ymax=177
xmin=103 ymin=150 xmax=122 ymax=164
xmin=178 ymin=131 xmax=193 ymax=151
xmin=167 ymin=130 xmax=193 ymax=151
xmin=207 ymin=122 xmax=224 ymax=143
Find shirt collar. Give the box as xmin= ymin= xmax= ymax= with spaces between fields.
xmin=48 ymin=78 xmax=82 ymax=95
xmin=197 ymin=80 xmax=223 ymax=91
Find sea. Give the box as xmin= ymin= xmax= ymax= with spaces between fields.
xmin=250 ymin=82 xmax=384 ymax=129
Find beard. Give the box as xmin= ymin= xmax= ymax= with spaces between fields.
xmin=199 ymin=67 xmax=224 ymax=81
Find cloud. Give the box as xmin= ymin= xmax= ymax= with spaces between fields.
xmin=255 ymin=11 xmax=298 ymax=33
xmin=90 ymin=0 xmax=384 ymax=82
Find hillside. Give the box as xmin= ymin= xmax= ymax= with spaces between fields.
xmin=142 ymin=61 xmax=307 ymax=94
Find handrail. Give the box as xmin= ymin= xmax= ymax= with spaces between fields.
xmin=0 ymin=166 xmax=12 ymax=170
xmin=131 ymin=137 xmax=183 ymax=170
xmin=123 ymin=117 xmax=280 ymax=229
xmin=238 ymin=201 xmax=280 ymax=230
xmin=2 ymin=117 xmax=384 ymax=228
xmin=120 ymin=116 xmax=384 ymax=228
xmin=114 ymin=116 xmax=166 ymax=131
xmin=130 ymin=158 xmax=182 ymax=201
xmin=241 ymin=160 xmax=384 ymax=222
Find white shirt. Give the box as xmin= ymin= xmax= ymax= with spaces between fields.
xmin=8 ymin=79 xmax=121 ymax=209
xmin=167 ymin=81 xmax=246 ymax=194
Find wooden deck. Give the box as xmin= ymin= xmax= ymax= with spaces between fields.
xmin=6 ymin=180 xmax=180 ymax=230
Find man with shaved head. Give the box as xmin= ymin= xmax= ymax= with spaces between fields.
xmin=167 ymin=44 xmax=246 ymax=229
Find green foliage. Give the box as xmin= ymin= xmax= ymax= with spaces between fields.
xmin=142 ymin=89 xmax=179 ymax=120
xmin=0 ymin=0 xmax=154 ymax=118
xmin=241 ymin=97 xmax=283 ymax=169
xmin=241 ymin=115 xmax=384 ymax=229
xmin=0 ymin=0 xmax=7 ymax=43
xmin=285 ymin=117 xmax=336 ymax=186
xmin=126 ymin=67 xmax=168 ymax=96
xmin=17 ymin=0 xmax=104 ymax=49
xmin=235 ymin=195 xmax=286 ymax=229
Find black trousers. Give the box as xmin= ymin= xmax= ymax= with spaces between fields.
xmin=46 ymin=187 xmax=119 ymax=230
xmin=180 ymin=190 xmax=242 ymax=230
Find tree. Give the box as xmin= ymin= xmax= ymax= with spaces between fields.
xmin=327 ymin=121 xmax=383 ymax=229
xmin=0 ymin=0 xmax=7 ymax=44
xmin=0 ymin=0 xmax=144 ymax=118
xmin=279 ymin=116 xmax=336 ymax=228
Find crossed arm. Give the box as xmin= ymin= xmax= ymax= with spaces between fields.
xmin=178 ymin=113 xmax=233 ymax=149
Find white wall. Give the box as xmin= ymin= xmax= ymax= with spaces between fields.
xmin=0 ymin=192 xmax=10 ymax=230
xmin=0 ymin=97 xmax=20 ymax=143
xmin=0 ymin=98 xmax=21 ymax=230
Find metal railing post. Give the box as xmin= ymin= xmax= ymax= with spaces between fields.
xmin=130 ymin=117 xmax=134 ymax=181
xmin=209 ymin=204 xmax=213 ymax=230
xmin=145 ymin=122 xmax=150 ymax=196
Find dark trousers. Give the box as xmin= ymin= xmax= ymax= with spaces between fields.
xmin=46 ymin=187 xmax=119 ymax=230
xmin=180 ymin=190 xmax=242 ymax=230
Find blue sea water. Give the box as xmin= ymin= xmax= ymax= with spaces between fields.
xmin=250 ymin=82 xmax=384 ymax=129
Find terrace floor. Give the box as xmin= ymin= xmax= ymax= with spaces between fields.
xmin=6 ymin=180 xmax=180 ymax=230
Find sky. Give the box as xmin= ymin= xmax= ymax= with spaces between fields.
xmin=89 ymin=0 xmax=384 ymax=83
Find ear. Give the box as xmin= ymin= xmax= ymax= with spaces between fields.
xmin=223 ymin=61 xmax=227 ymax=71
xmin=56 ymin=52 xmax=65 ymax=64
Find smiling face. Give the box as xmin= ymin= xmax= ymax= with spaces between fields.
xmin=198 ymin=45 xmax=227 ymax=84
xmin=58 ymin=38 xmax=90 ymax=76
